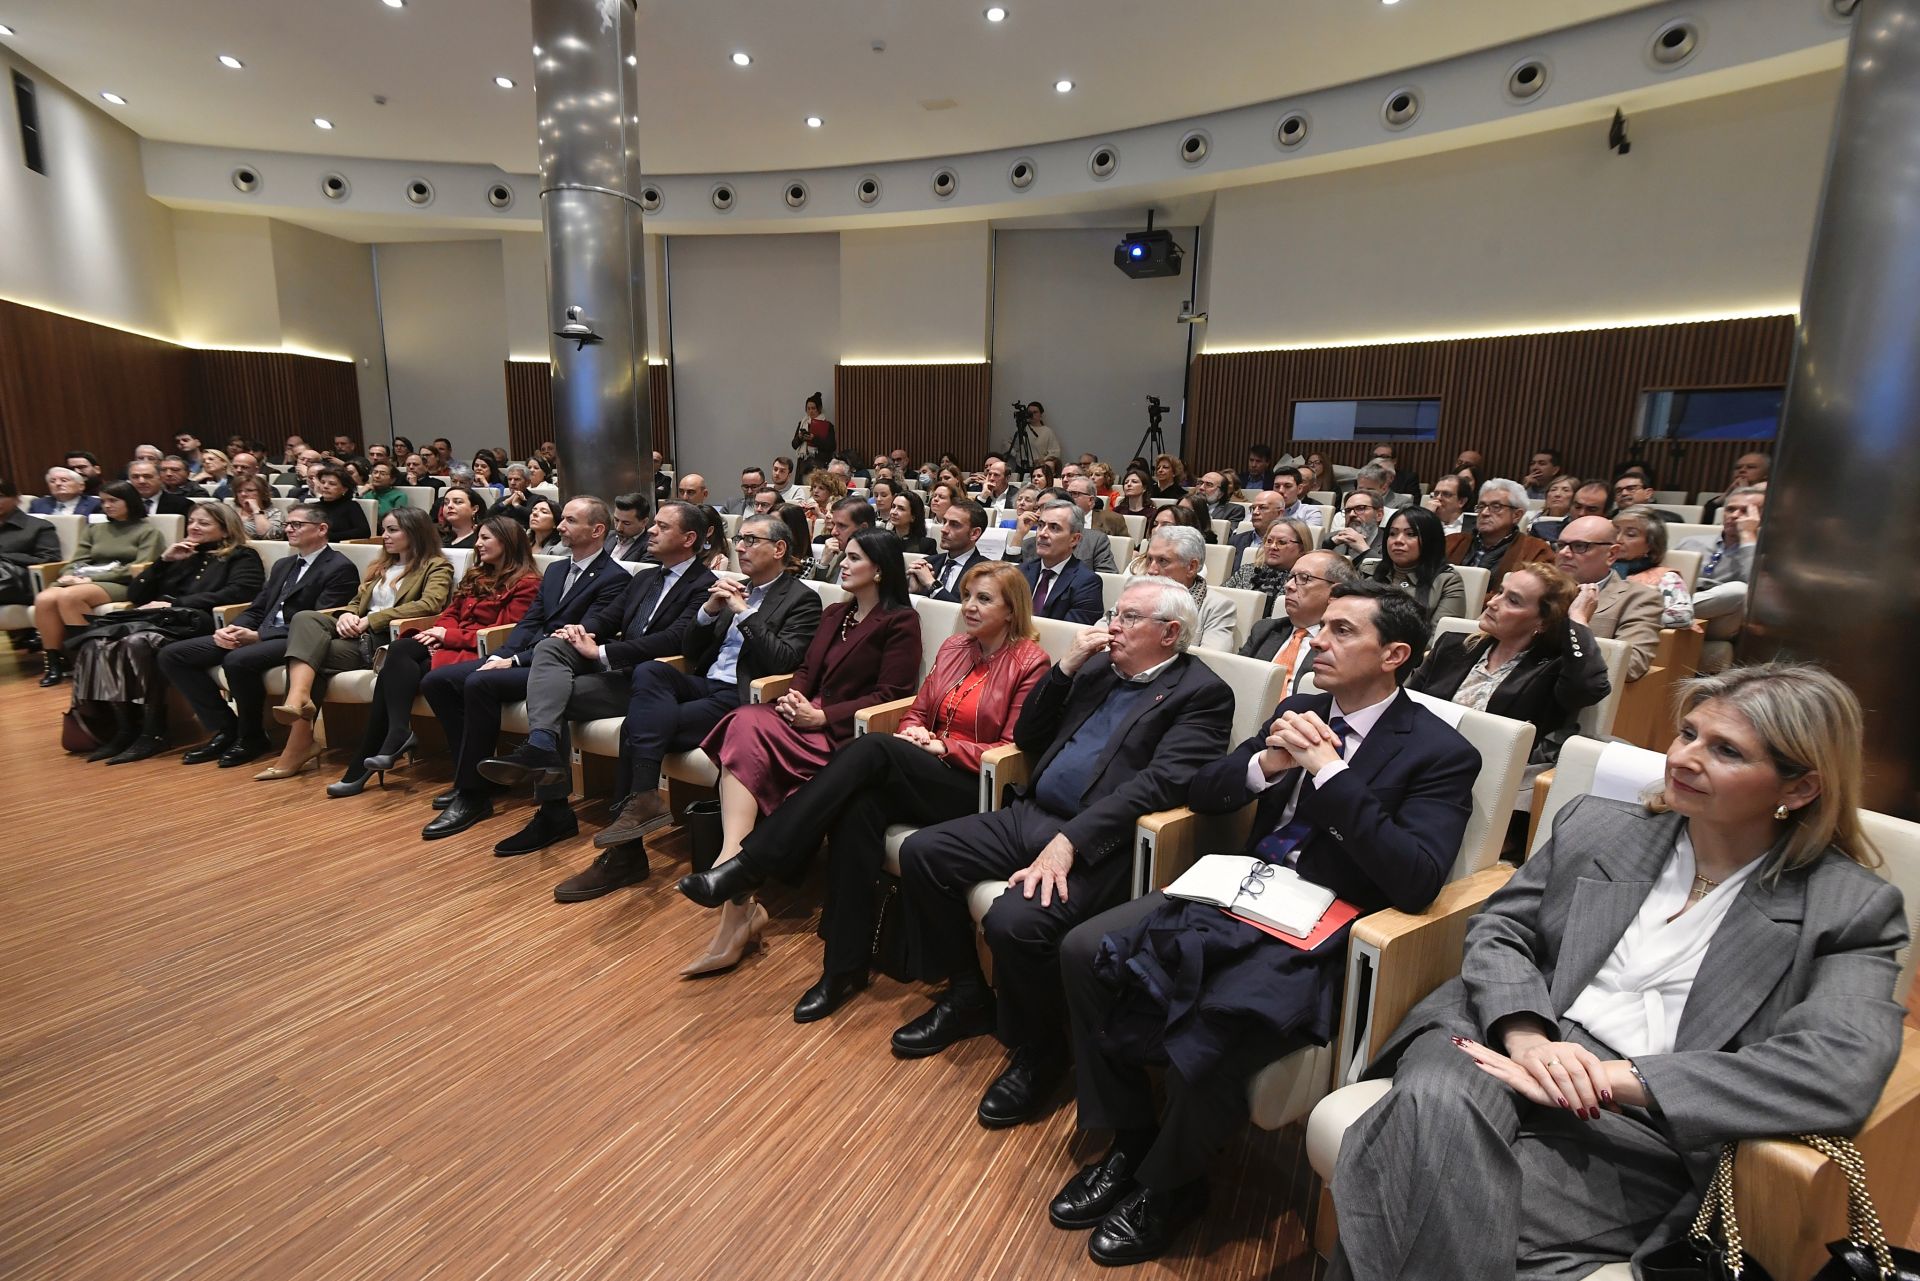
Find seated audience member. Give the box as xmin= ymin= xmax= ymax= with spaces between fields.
xmin=434 ymin=485 xmax=482 ymax=549
xmin=1327 ymin=663 xmax=1904 ymax=1281
xmin=1271 ymin=467 xmax=1326 ymax=529
xmin=1088 ymin=462 xmax=1121 ymax=511
xmin=524 ymin=456 xmax=553 ymax=491
xmin=1301 ymin=452 xmax=1336 ymax=497
xmin=1611 ymin=468 xmax=1683 ymax=521
xmin=1369 ymin=444 xmax=1422 ymax=503
xmin=1172 ymin=495 xmax=1219 ymax=542
xmin=364 ymin=443 xmax=391 ymax=470
xmin=809 ymin=497 xmax=876 ymax=583
xmin=676 ymin=472 xmax=711 ymax=509
xmin=770 ymin=455 xmax=810 ymax=505
xmin=1241 ymin=444 xmax=1274 ymax=491
xmin=469 ymin=453 xmax=505 ymax=494
xmin=69 ymin=503 xmax=264 ymax=763
xmin=31 ymin=467 xmax=101 ymax=517
xmin=344 ymin=458 xmax=373 ymax=493
xmin=1552 ymin=515 xmax=1662 ymax=680
xmin=679 ymin=562 xmax=1049 ymax=1019
xmin=776 ymin=503 xmax=823 ymax=580
xmin=127 ymin=460 xmax=196 ymax=518
xmin=467 ymin=502 xmax=719 ymax=851
xmin=886 ymin=488 xmax=937 ymax=556
xmin=1149 ymin=454 xmax=1188 ymax=501
xmin=230 ymin=475 xmax=284 ymax=540
xmin=417 ymin=497 xmax=629 ymax=838
xmin=1066 ymin=475 xmax=1128 ymax=539
xmin=1701 ymin=452 xmax=1770 ymax=523
xmin=1373 ymin=507 xmax=1466 ymax=625
xmin=1527 ymin=473 xmax=1579 ymax=544
xmin=1020 ymin=501 xmax=1104 ymax=625
xmin=1128 ymin=527 xmax=1236 ymax=650
xmin=692 ymin=503 xmax=731 ymax=572
xmin=1453 ymin=447 xmax=1486 ymax=474
xmin=1226 ymin=516 xmax=1311 ymax=603
xmin=924 ymin=481 xmax=956 ymax=526
xmin=421 ymin=444 xmax=449 ymax=478
xmin=1014 ymin=488 xmax=1119 ymax=574
xmin=1192 ymin=471 xmax=1246 ymax=527
xmin=910 ymin=499 xmax=991 ymax=602
xmin=1521 ymin=447 xmax=1564 ymax=501
xmin=158 ymin=504 xmax=359 ymax=767
xmin=333 ymin=435 xmax=361 ymax=460
xmin=63 ymin=449 xmax=104 ymax=496
xmin=130 ymin=443 xmax=166 ymax=470
xmin=329 ymin=515 xmax=541 ymax=796
xmin=0 ymin=480 xmax=60 ymax=649
xmin=305 ymin=463 xmax=372 ymax=541
xmin=1568 ymin=480 xmax=1611 ymax=521
xmin=806 ymin=470 xmax=849 ymax=525
xmin=1677 ymin=486 xmax=1765 ymax=669
xmin=720 ymin=466 xmax=765 ymax=517
xmin=548 ymin=513 xmax=824 ymax=900
xmin=1242 ymin=551 xmax=1358 ymax=695
xmin=1112 ymin=468 xmax=1156 ymax=519
xmin=1454 ymin=464 xmax=1488 ymax=508
xmin=158 ymin=455 xmax=199 ymax=498
xmin=976 ymin=455 xmax=1015 ymax=510
xmin=524 ymin=495 xmax=565 ymax=555
xmin=606 ymin=491 xmax=652 ymax=561
xmin=198 ymin=449 xmax=233 ymax=498
xmin=1055 ymin=581 xmax=1477 ymax=1264
xmin=32 ymin=481 xmax=169 ymax=684
xmin=403 ymin=453 xmax=443 ymax=494
xmin=674 ymin=529 xmax=922 ymax=976
xmin=1228 ymin=491 xmax=1285 ymax=573
xmin=751 ymin=485 xmax=784 ymax=517
xmin=1611 ymin=507 xmax=1694 ymax=627
xmin=1425 ymin=473 xmax=1472 ymax=537
xmin=1328 ymin=490 xmax=1386 ymax=566
xmin=1410 ymin=562 xmax=1608 ymax=766
xmin=259 ymin=508 xmax=453 ymax=780
xmin=892 ymin=578 xmax=1235 ymax=1126
xmin=227 ymin=451 xmax=260 ymax=490
xmin=491 ymin=464 xmax=533 ymax=521
xmin=1446 ymin=479 xmax=1553 ymax=593
xmin=366 ymin=462 xmax=409 ymax=518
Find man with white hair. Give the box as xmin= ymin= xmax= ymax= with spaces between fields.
xmin=893 ymin=576 xmax=1235 ymax=1129
xmin=1137 ymin=526 xmax=1237 ymax=650
xmin=1445 ymin=478 xmax=1552 ymax=593
xmin=1678 ymin=485 xmax=1767 ymax=670
xmin=30 ymin=467 xmax=100 ymax=517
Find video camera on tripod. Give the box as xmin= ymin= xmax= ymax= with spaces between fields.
xmin=1006 ymin=400 xmax=1037 ymax=471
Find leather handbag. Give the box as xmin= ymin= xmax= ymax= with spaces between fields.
xmin=1802 ymin=1134 xmax=1920 ymax=1281
xmin=61 ymin=703 xmax=114 ymax=754
xmin=1639 ymin=1142 xmax=1773 ymax=1281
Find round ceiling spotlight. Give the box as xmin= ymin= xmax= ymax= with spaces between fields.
xmin=805 ymin=115 xmax=823 ymax=128
xmin=1275 ymin=111 xmax=1310 ymax=149
xmin=639 ymin=185 xmax=663 ymax=213
xmin=231 ymin=166 xmax=261 ymax=194
xmin=382 ymin=0 xmax=404 ymax=8
xmin=1380 ymin=86 xmax=1421 ymax=130
xmin=731 ymin=51 xmax=752 ymax=66
xmin=486 ymin=182 xmax=514 ymax=210
xmin=1087 ymin=144 xmax=1119 ymax=180
xmin=985 ymin=6 xmax=1007 ymax=20
xmin=855 ymin=174 xmax=881 ymax=206
xmin=930 ymin=168 xmax=959 ymax=199
xmin=1178 ymin=129 xmax=1211 ymax=166
xmin=320 ymin=172 xmax=351 ymax=201
xmin=405 ymin=176 xmax=434 ymax=206
xmin=493 ymin=76 xmax=515 ymax=89
xmin=783 ymin=180 xmax=809 ymax=209
xmin=218 ymin=54 xmax=244 ymax=70
xmin=1054 ymin=79 xmax=1074 ymax=93
xmin=710 ymin=183 xmax=735 ymax=212
xmin=1504 ymin=57 xmax=1550 ymax=103
xmin=101 ymin=92 xmax=128 ymax=106
xmin=1008 ymin=157 xmax=1036 ymax=190
xmin=1647 ymin=19 xmax=1700 ymax=68
xmin=313 ymin=116 xmax=334 ymax=130
xmin=1825 ymin=0 xmax=1859 ymax=17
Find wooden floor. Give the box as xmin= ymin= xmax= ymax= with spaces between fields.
xmin=0 ymin=656 xmax=1324 ymax=1281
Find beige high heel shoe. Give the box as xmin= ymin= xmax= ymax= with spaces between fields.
xmin=680 ymin=899 xmax=769 ymax=978
xmin=270 ymin=700 xmax=319 ymax=727
xmin=254 ymin=748 xmax=323 ymax=781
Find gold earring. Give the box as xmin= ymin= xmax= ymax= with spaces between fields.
xmin=1774 ymin=803 xmax=1790 ymax=821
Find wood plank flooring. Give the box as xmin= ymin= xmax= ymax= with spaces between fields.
xmin=0 ymin=658 xmax=1324 ymax=1281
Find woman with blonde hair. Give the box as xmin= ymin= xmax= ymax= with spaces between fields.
xmin=1225 ymin=516 xmax=1312 ymax=603
xmin=1150 ymin=453 xmax=1188 ymax=500
xmin=1328 ymin=663 xmax=1905 ymax=1281
xmin=1089 ymin=461 xmax=1120 ymax=511
xmin=1612 ymin=506 xmax=1695 ymax=627
xmin=807 ymin=470 xmax=848 ymax=522
xmin=230 ymin=474 xmax=283 ymax=539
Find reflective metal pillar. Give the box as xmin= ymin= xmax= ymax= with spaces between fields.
xmin=531 ymin=0 xmax=650 ymax=502
xmin=1746 ymin=0 xmax=1920 ymax=816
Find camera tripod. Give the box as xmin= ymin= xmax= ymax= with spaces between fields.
xmin=1133 ymin=395 xmax=1171 ymax=464
xmin=1006 ymin=405 xmax=1037 ymax=473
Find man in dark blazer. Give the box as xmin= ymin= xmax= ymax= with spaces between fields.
xmin=473 ymin=501 xmax=717 ymax=856
xmin=29 ymin=468 xmax=101 ymax=517
xmin=421 ymin=496 xmax=629 ymax=840
xmin=910 ymin=499 xmax=989 ymax=602
xmin=1009 ymin=489 xmax=1119 ymax=574
xmin=158 ymin=503 xmax=359 ymax=768
xmin=0 ymin=483 xmax=60 ymax=645
xmin=893 ymin=576 xmax=1235 ymax=1130
xmin=552 ymin=512 xmax=824 ymax=900
xmin=126 ymin=460 xmax=196 ymax=518
xmin=1019 ymin=500 xmax=1103 ymax=624
xmin=1050 ymin=581 xmax=1478 ymax=1264
xmin=1239 ymin=550 xmax=1357 ymax=696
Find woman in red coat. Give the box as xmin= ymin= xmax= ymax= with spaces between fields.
xmin=683 ymin=528 xmax=924 ymax=976
xmin=327 ymin=515 xmax=541 ymax=797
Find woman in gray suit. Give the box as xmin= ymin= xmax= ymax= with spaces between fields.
xmin=1328 ymin=663 xmax=1907 ymax=1281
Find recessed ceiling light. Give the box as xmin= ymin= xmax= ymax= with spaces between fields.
xmin=218 ymin=54 xmax=244 ymax=69
xmin=626 ymin=53 xmax=636 ymax=66
xmin=1381 ymin=0 xmax=1400 ymax=5
xmin=1054 ymin=79 xmax=1074 ymax=93
xmin=382 ymin=0 xmax=404 ymax=8
xmin=0 ymin=24 xmax=16 ymax=37
xmin=493 ymin=75 xmax=514 ymax=88
xmin=313 ymin=116 xmax=334 ymax=129
xmin=101 ymin=92 xmax=127 ymax=105
xmin=730 ymin=51 xmax=752 ymax=67
xmin=805 ymin=115 xmax=823 ymax=128
xmin=985 ymin=6 xmax=1007 ymax=20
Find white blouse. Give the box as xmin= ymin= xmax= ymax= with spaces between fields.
xmin=368 ymin=563 xmax=407 ymax=614
xmin=1564 ymin=831 xmax=1761 ymax=1057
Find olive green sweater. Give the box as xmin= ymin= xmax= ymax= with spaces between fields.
xmin=69 ymin=519 xmax=168 ymax=583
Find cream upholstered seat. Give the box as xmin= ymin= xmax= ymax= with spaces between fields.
xmin=1453 ymin=564 xmax=1490 ymax=618
xmin=0 ymin=514 xmax=86 ymax=630
xmin=1430 ymin=616 xmax=1630 ymax=741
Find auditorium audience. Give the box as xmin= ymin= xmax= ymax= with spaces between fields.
xmin=1272 ymin=467 xmax=1326 ymax=530
xmin=1552 ymin=515 xmax=1662 ymax=680
xmin=127 ymin=460 xmax=195 ymax=518
xmin=1611 ymin=507 xmax=1695 ymax=626
xmin=1193 ymin=471 xmax=1246 ymax=526
xmin=1021 ymin=501 xmax=1103 ymax=625
xmin=158 ymin=455 xmax=200 ymax=499
xmin=198 ymin=449 xmax=233 ymax=498
xmin=888 ymin=489 xmax=937 ymax=555
xmin=403 ymin=453 xmax=443 ymax=494
xmin=432 ymin=485 xmax=481 ymax=550
xmin=1370 ymin=444 xmax=1422 ymax=503
xmin=1172 ymin=495 xmax=1219 ymax=542
xmin=1678 ymin=486 xmax=1765 ymax=671
xmin=911 ymin=499 xmax=991 ymax=602
xmin=1327 ymin=663 xmax=1902 ymax=1281
xmin=1242 ymin=551 xmax=1358 ymax=694
xmin=31 ymin=481 xmax=169 ymax=683
xmin=1446 ymin=479 xmax=1553 ymax=592
xmin=1129 ymin=527 xmax=1236 ymax=650
xmin=231 ymin=475 xmax=284 ymax=539
xmin=32 ymin=467 xmax=100 ymax=517
xmin=470 ymin=453 xmax=504 ymax=494
xmin=307 ymin=463 xmax=373 ymax=541
xmin=1569 ymin=480 xmax=1611 ymax=521
xmin=1113 ymin=469 xmax=1155 ymax=519
xmin=1328 ymin=489 xmax=1386 ymax=566
xmin=1150 ymin=454 xmax=1188 ymax=500
xmin=693 ymin=504 xmax=732 ymax=572
xmin=63 ymin=450 xmax=103 ymax=496
xmin=519 ymin=495 xmax=563 ymax=555
xmin=1527 ymin=473 xmax=1578 ymax=544
xmin=1066 ymin=475 xmax=1129 ymax=539
xmin=1521 ymin=447 xmax=1564 ymax=501
xmin=1228 ymin=490 xmax=1285 ymax=573
xmin=976 ymin=456 xmax=1014 ymax=509
xmin=1241 ymin=444 xmax=1274 ymax=491
xmin=1373 ymin=507 xmax=1466 ymax=625
xmin=366 ymin=462 xmax=409 ymax=518
xmin=1701 ymin=452 xmax=1770 ymax=523
xmin=809 ymin=497 xmax=876 ymax=583
xmin=607 ymin=492 xmax=651 ymax=562
xmin=1089 ymin=462 xmax=1121 ymax=510
xmin=806 ymin=471 xmax=849 ymax=525
xmin=720 ymin=466 xmax=764 ymax=517
xmin=0 ymin=481 xmax=60 ymax=650
xmin=1225 ymin=516 xmax=1311 ymax=604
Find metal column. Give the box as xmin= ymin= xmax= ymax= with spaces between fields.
xmin=531 ymin=0 xmax=650 ymax=501
xmin=1745 ymin=0 xmax=1920 ymax=816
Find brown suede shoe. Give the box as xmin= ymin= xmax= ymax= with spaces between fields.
xmin=553 ymin=845 xmax=650 ymax=902
xmin=593 ymin=790 xmax=673 ymax=849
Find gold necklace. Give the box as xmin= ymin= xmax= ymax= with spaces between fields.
xmin=1688 ymin=871 xmax=1721 ymax=902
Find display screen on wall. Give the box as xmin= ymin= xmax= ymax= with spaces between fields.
xmin=1637 ymin=387 xmax=1784 ymax=441
xmin=1290 ymin=398 xmax=1442 ymax=442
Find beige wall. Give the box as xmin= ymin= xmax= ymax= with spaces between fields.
xmin=374 ymin=239 xmax=510 ymax=460
xmin=270 ymin=220 xmax=389 ymax=437
xmin=171 ymin=211 xmax=280 ymax=348
xmin=839 ymin=224 xmax=991 ymax=362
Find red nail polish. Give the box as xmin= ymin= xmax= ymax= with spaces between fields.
xmin=1557 ymin=1097 xmax=1568 ymax=1108
xmin=1601 ymin=1090 xmax=1613 ymax=1103
xmin=1450 ymin=1036 xmax=1467 ymax=1045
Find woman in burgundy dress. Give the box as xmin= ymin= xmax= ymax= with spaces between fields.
xmin=685 ymin=527 xmax=922 ymax=976
xmin=790 ymin=392 xmax=837 ymax=480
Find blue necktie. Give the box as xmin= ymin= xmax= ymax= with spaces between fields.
xmin=1251 ymin=715 xmax=1351 ymax=866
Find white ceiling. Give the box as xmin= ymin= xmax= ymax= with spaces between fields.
xmin=5 ymin=0 xmax=1670 ymax=175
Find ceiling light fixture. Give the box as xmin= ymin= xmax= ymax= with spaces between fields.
xmin=0 ymin=24 xmax=14 ymax=36
xmin=985 ymin=6 xmax=1007 ymax=21
xmin=313 ymin=116 xmax=334 ymax=129
xmin=805 ymin=115 xmax=823 ymax=128
xmin=1054 ymin=79 xmax=1074 ymax=93
xmin=493 ymin=75 xmax=514 ymax=88
xmin=101 ymin=92 xmax=127 ymax=105
xmin=1381 ymin=0 xmax=1401 ymax=5
xmin=731 ymin=51 xmax=751 ymax=66
xmin=218 ymin=54 xmax=244 ymax=69
xmin=626 ymin=54 xmax=636 ymax=66
xmin=382 ymin=0 xmax=404 ymax=8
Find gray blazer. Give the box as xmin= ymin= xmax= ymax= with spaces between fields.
xmin=1372 ymin=795 xmax=1908 ymax=1258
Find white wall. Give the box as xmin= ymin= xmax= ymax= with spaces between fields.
xmin=839 ymin=223 xmax=991 ymax=362
xmin=502 ymin=230 xmax=670 ymax=363
xmin=1203 ymin=71 xmax=1839 ymax=352
xmin=171 ymin=211 xmax=279 ymax=348
xmin=374 ymin=239 xmax=509 ymax=461
xmin=667 ymin=233 xmax=841 ymax=480
xmin=270 ymin=220 xmax=389 ymax=437
xmin=991 ymin=227 xmax=1195 ymax=466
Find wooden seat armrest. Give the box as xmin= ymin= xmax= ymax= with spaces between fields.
xmin=1133 ymin=804 xmax=1260 ymax=893
xmin=856 ymin=696 xmax=916 ymax=737
xmin=656 ymin=655 xmax=688 ymax=672
xmin=979 ymin=744 xmax=1031 ymax=811
xmin=475 ymin=623 xmax=514 ymax=659
xmin=1525 ymin=768 xmax=1556 ymax=853
xmin=214 ymin=602 xmax=250 ymax=624
xmin=750 ymin=673 xmax=795 ymax=704
xmin=31 ymin=560 xmax=70 ymax=590
xmin=394 ymin=618 xmax=434 ymax=637
xmin=1350 ymin=864 xmax=1515 ymax=1064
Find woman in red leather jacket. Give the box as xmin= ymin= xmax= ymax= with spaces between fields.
xmin=326 ymin=515 xmax=541 ymax=797
xmin=675 ymin=560 xmax=1051 ymax=1024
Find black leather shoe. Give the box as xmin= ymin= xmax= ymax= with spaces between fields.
xmin=431 ymin=786 xmax=459 ymax=810
xmin=88 ymin=728 xmax=140 ymax=762
xmin=1050 ymin=1147 xmax=1143 ymax=1229
xmin=181 ymin=732 xmax=237 ymax=765
xmin=793 ymin=970 xmax=870 ymax=1024
xmin=552 ymin=845 xmax=649 ymax=902
xmin=977 ymin=1046 xmax=1067 ymax=1129
xmin=890 ymin=994 xmax=996 ymax=1059
xmin=477 ymin=741 xmax=566 ymax=789
xmin=1087 ymin=1181 xmax=1208 ymax=1267
xmin=421 ymin=792 xmax=493 ymax=840
xmin=676 ymin=857 xmax=764 ymax=909
xmin=216 ymin=737 xmax=272 ymax=768
xmin=106 ymin=735 xmax=168 ymax=766
xmin=493 ymin=804 xmax=578 ymax=857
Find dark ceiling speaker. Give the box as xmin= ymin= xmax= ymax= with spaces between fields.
xmin=639 ymin=185 xmax=663 ymax=213
xmin=930 ymin=167 xmax=958 ymax=198
xmin=1381 ymin=87 xmax=1420 ymax=130
xmin=320 ymin=172 xmax=350 ymax=201
xmin=1505 ymin=58 xmax=1549 ymax=102
xmin=1088 ymin=144 xmax=1119 ymax=180
xmin=1008 ymin=157 xmax=1036 ymax=190
xmin=1648 ymin=19 xmax=1699 ymax=67
xmin=230 ymin=166 xmax=261 ymax=194
xmin=783 ymin=180 xmax=808 ymax=209
xmin=1826 ymin=0 xmax=1859 ymax=17
xmin=856 ymin=174 xmax=881 ymax=205
xmin=1178 ymin=130 xmax=1210 ymax=166
xmin=1275 ymin=112 xmax=1309 ymax=149
xmin=486 ymin=182 xmax=513 ymax=209
xmin=405 ymin=177 xmax=434 ymax=206
xmin=710 ymin=183 xmax=735 ymax=211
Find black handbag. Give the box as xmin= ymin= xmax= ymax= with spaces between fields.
xmin=1802 ymin=1134 xmax=1920 ymax=1281
xmin=73 ymin=607 xmax=215 ymax=646
xmin=1640 ymin=1142 xmax=1774 ymax=1281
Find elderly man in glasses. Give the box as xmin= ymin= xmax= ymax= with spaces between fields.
xmin=1444 ymin=478 xmax=1554 ymax=593
xmin=1240 ymin=550 xmax=1359 ymax=695
xmin=1552 ymin=515 xmax=1662 ymax=681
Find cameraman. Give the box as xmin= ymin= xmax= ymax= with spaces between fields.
xmin=1022 ymin=400 xmax=1064 ymax=463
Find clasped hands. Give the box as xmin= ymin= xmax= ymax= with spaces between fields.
xmin=213 ymin=623 xmax=260 ymax=650
xmin=1454 ymin=1017 xmax=1638 ymax=1122
xmin=334 ymin=612 xmax=370 ymax=639
xmin=550 ymin=622 xmax=600 ymax=658
xmin=772 ymin=690 xmax=825 ymax=730
xmin=1258 ymin=709 xmax=1343 ymax=777
xmin=896 ymin=724 xmax=947 ymax=757
xmin=706 ymin=577 xmax=752 ymax=616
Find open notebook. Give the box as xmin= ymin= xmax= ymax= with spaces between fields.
xmin=1165 ymin=855 xmax=1340 ymax=938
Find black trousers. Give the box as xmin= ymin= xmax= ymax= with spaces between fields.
xmin=621 ymin=661 xmax=739 ymax=794
xmin=898 ymin=800 xmax=1132 ymax=1057
xmin=737 ymin=733 xmax=980 ymax=977
xmin=1061 ymin=890 xmax=1306 ymax=1192
xmin=419 ymin=657 xmax=528 ymax=793
xmin=156 ymin=632 xmax=291 ymax=740
xmin=351 ymin=636 xmax=434 ymax=765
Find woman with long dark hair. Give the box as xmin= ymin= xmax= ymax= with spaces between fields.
xmin=436 ymin=485 xmax=483 ymax=549
xmin=32 ymin=480 xmax=167 ymax=684
xmin=889 ymin=488 xmax=936 ymax=555
xmin=1372 ymin=506 xmax=1466 ymax=624
xmin=525 ymin=495 xmax=566 ymax=554
xmin=791 ymin=392 xmax=836 ymax=479
xmin=1112 ymin=469 xmax=1156 ymax=519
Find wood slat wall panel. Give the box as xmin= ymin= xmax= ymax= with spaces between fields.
xmin=833 ymin=363 xmax=992 ymax=466
xmin=1186 ymin=317 xmax=1794 ymax=496
xmin=189 ymin=349 xmax=361 ymax=451
xmin=502 ymin=360 xmax=674 ymax=464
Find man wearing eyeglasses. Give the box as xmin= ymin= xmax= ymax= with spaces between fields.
xmin=1240 ymin=551 xmax=1358 ymax=693
xmin=1444 ymin=478 xmax=1553 ymax=594
xmin=1328 ymin=491 xmax=1387 ymax=566
xmin=1553 ymin=515 xmax=1661 ymax=681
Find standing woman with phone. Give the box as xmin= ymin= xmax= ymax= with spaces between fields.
xmin=790 ymin=392 xmax=836 ymax=481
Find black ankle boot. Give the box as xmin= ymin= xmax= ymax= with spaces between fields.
xmin=88 ymin=704 xmax=140 ymax=762
xmin=106 ymin=736 xmax=167 ymax=765
xmin=38 ymin=653 xmax=67 ymax=687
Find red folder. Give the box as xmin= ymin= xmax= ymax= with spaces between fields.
xmin=1222 ymin=897 xmax=1362 ymax=952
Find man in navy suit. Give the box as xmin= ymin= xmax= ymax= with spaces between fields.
xmin=158 ymin=503 xmax=360 ymax=768
xmin=421 ymin=496 xmax=630 ymax=840
xmin=29 ymin=467 xmax=101 ymax=517
xmin=472 ymin=501 xmax=717 ymax=856
xmin=909 ymin=499 xmax=990 ymax=602
xmin=1019 ymin=500 xmax=1103 ymax=625
xmin=1048 ymin=581 xmax=1477 ymax=1265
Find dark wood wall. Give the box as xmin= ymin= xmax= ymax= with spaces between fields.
xmin=1184 ymin=316 xmax=1794 ymax=497
xmin=0 ymin=299 xmax=361 ymax=484
xmin=833 ymin=363 xmax=992 ymax=466
xmin=503 ymin=360 xmax=674 ymax=464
